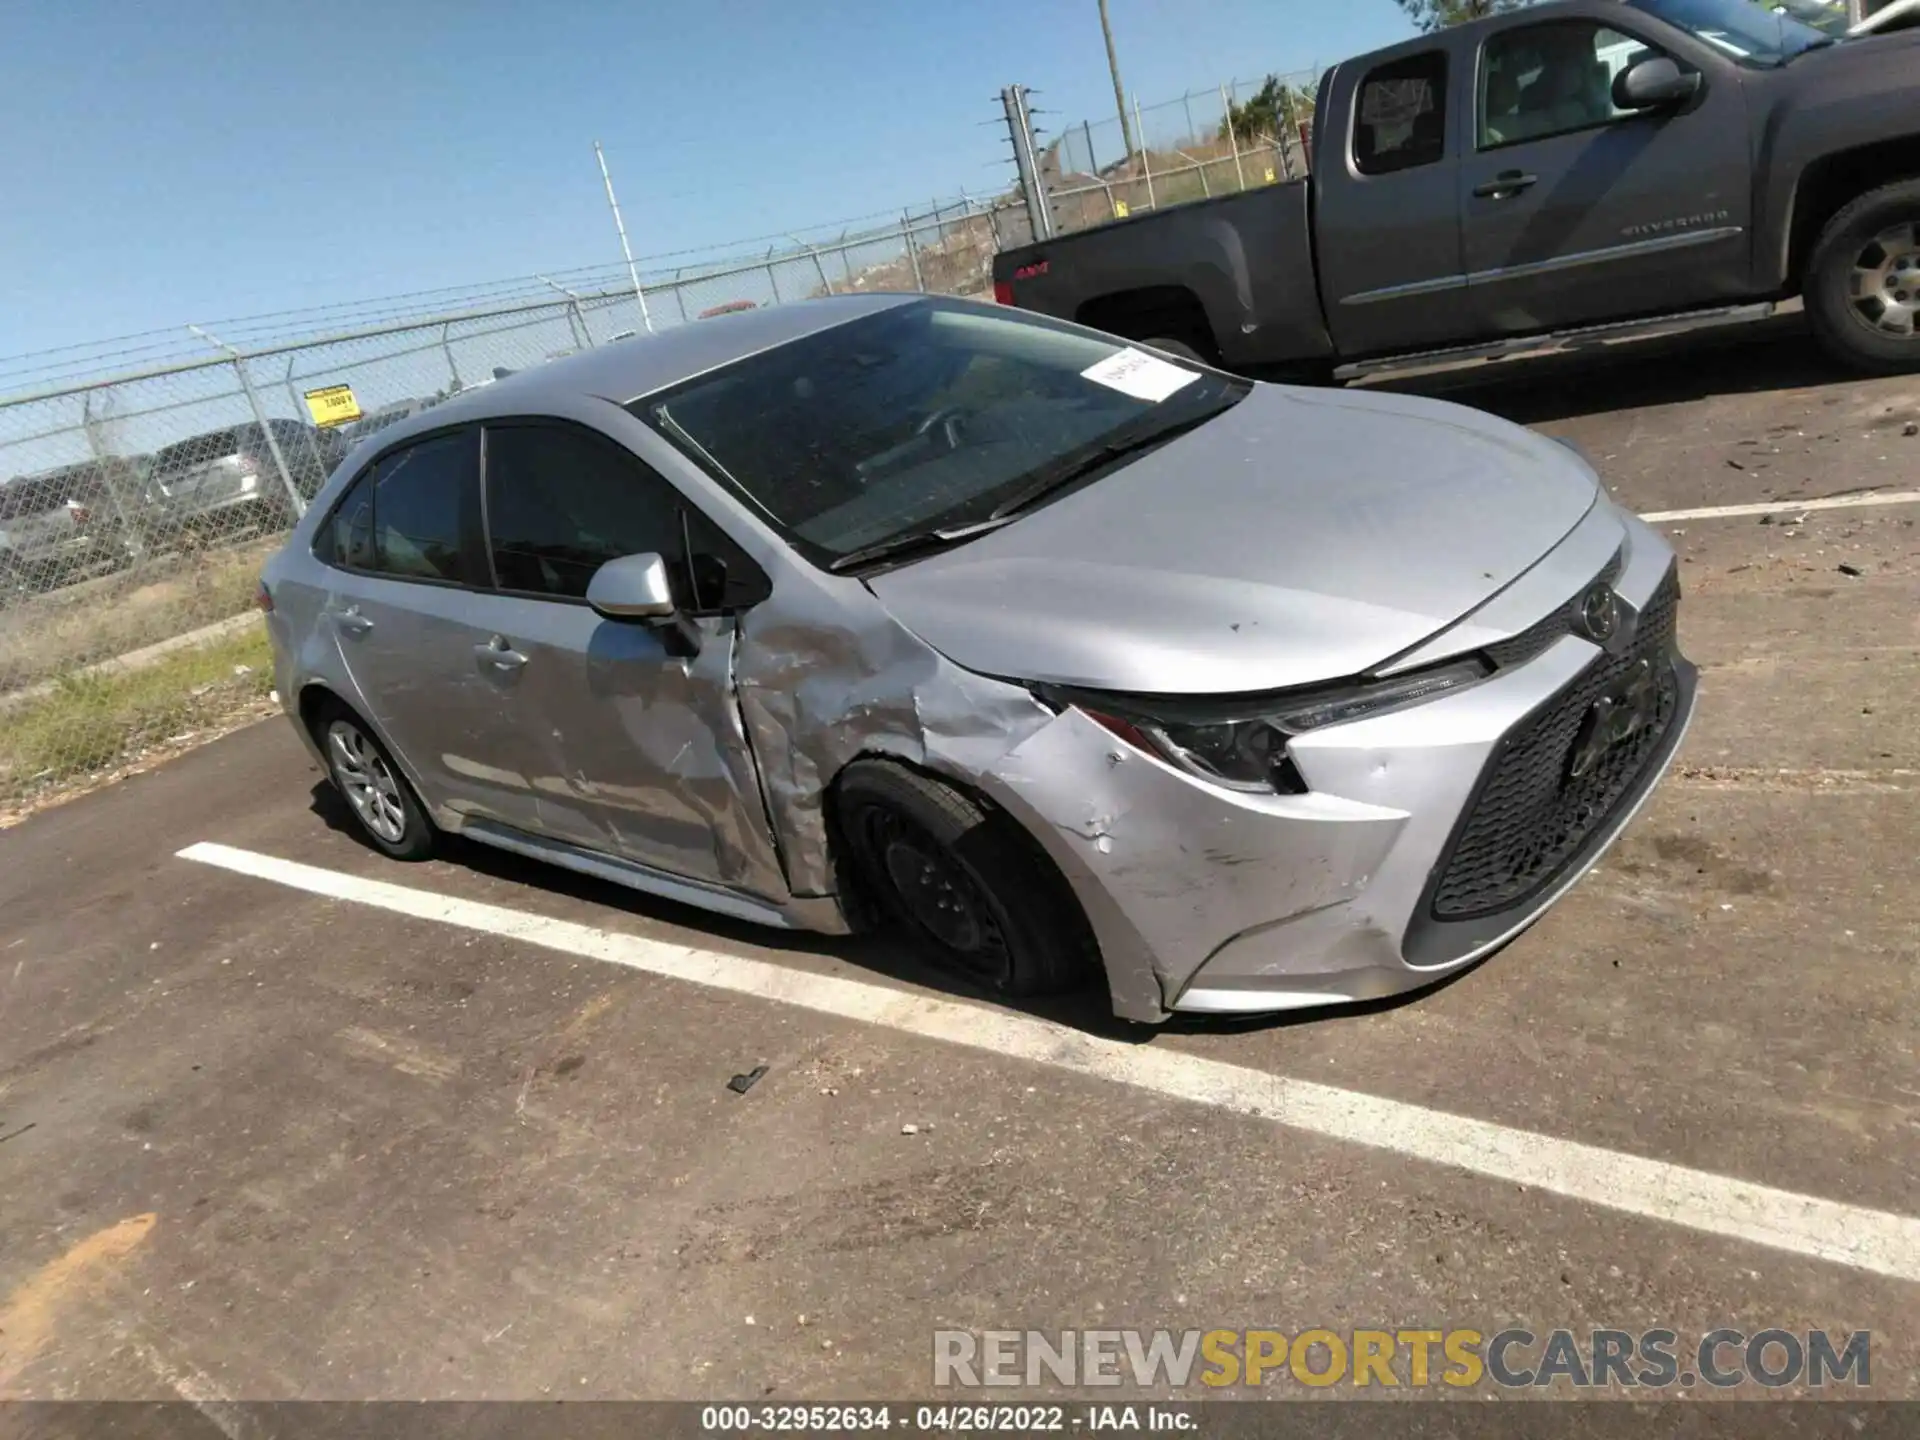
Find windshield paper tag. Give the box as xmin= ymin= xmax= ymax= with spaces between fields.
xmin=1080 ymin=347 xmax=1201 ymax=402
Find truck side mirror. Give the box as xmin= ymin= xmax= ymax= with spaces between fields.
xmin=1612 ymin=56 xmax=1701 ymax=111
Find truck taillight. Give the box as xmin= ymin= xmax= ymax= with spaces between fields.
xmin=993 ymin=280 xmax=1014 ymax=306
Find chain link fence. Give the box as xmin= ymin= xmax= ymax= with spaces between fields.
xmin=0 ymin=58 xmax=1315 ymax=815
xmin=1043 ymin=71 xmax=1319 ymax=233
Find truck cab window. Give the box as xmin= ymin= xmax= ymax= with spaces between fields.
xmin=1354 ymin=52 xmax=1448 ymax=176
xmin=1481 ymin=23 xmax=1655 ymax=149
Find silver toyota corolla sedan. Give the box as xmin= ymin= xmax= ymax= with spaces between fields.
xmin=261 ymin=294 xmax=1697 ymax=1024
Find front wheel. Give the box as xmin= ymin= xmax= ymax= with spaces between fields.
xmin=835 ymin=760 xmax=1096 ymax=999
xmin=312 ymin=700 xmax=436 ymax=860
xmin=1806 ymin=179 xmax=1920 ymax=374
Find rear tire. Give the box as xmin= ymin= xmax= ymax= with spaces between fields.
xmin=309 ymin=697 xmax=436 ymax=861
xmin=1806 ymin=178 xmax=1920 ymax=374
xmin=834 ymin=760 xmax=1096 ymax=999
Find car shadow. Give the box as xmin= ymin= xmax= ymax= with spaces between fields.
xmin=1357 ymin=312 xmax=1836 ymax=427
xmin=310 ymin=780 xmax=1489 ymax=1047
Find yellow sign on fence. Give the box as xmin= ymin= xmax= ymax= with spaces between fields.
xmin=1264 ymin=166 xmax=1277 ymax=184
xmin=303 ymin=384 xmax=362 ymax=428
xmin=1114 ymin=200 xmax=1131 ymax=218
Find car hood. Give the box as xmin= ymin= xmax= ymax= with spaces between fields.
xmin=866 ymin=384 xmax=1601 ymax=695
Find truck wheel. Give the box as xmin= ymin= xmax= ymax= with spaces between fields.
xmin=834 ymin=759 xmax=1096 ymax=999
xmin=1806 ymin=179 xmax=1920 ymax=374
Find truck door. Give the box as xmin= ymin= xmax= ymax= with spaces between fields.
xmin=1457 ymin=15 xmax=1752 ymax=337
xmin=1316 ymin=46 xmax=1474 ymax=359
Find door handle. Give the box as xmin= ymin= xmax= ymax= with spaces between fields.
xmin=1473 ymin=171 xmax=1538 ymax=199
xmin=333 ymin=606 xmax=374 ymax=637
xmin=474 ymin=636 xmax=528 ymax=671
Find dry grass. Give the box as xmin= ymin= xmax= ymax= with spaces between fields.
xmin=0 ymin=537 xmax=277 ymax=696
xmin=0 ymin=624 xmax=274 ymax=807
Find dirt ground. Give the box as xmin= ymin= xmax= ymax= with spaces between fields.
xmin=0 ymin=318 xmax=1915 ymax=1419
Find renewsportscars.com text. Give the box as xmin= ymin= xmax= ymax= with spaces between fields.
xmin=933 ymin=1328 xmax=1871 ymax=1390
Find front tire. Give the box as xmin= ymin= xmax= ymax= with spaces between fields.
xmin=311 ymin=698 xmax=436 ymax=860
xmin=835 ymin=760 xmax=1095 ymax=999
xmin=1806 ymin=179 xmax=1920 ymax=374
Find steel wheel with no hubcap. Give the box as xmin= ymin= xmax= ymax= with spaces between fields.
xmin=1850 ymin=223 xmax=1920 ymax=338
xmin=327 ymin=719 xmax=408 ymax=844
xmin=861 ymin=806 xmax=1013 ymax=987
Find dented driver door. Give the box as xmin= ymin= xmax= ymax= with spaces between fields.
xmin=474 ymin=419 xmax=788 ymax=899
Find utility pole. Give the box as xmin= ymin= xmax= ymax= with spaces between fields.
xmin=594 ymin=141 xmax=654 ymax=334
xmin=1098 ymin=0 xmax=1136 ymax=163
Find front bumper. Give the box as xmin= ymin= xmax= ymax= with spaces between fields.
xmin=979 ymin=508 xmax=1696 ymax=1023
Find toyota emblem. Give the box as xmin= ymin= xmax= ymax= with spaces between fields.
xmin=1577 ymin=585 xmax=1619 ymax=644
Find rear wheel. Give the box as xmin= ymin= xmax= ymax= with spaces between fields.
xmin=1806 ymin=179 xmax=1920 ymax=373
xmin=835 ymin=760 xmax=1095 ymax=999
xmin=310 ymin=698 xmax=436 ymax=860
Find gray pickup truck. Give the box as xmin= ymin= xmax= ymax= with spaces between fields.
xmin=992 ymin=0 xmax=1920 ymax=379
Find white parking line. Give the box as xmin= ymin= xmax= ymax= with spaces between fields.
xmin=181 ymin=840 xmax=1920 ymax=1285
xmin=1641 ymin=489 xmax=1920 ymax=523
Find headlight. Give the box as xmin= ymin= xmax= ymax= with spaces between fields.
xmin=1051 ymin=659 xmax=1491 ymax=794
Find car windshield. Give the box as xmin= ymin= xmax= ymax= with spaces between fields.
xmin=633 ymin=299 xmax=1247 ymax=567
xmin=1628 ymin=0 xmax=1832 ymax=62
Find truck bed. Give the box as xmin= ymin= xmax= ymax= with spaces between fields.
xmin=992 ymin=180 xmax=1333 ymax=370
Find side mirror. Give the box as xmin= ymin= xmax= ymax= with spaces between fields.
xmin=586 ymin=551 xmax=703 ymax=658
xmin=1612 ymin=56 xmax=1701 ymax=111
xmin=586 ymin=552 xmax=677 ymax=620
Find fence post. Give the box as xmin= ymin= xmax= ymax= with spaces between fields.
xmin=189 ymin=327 xmax=304 ymax=517
xmin=673 ymin=268 xmax=690 ymax=323
xmin=233 ymin=358 xmax=303 ymax=517
xmin=1134 ymin=97 xmax=1156 ymax=209
xmin=1278 ymin=87 xmax=1301 ymax=180
xmin=1221 ymin=83 xmax=1247 ymax=191
xmin=1083 ymin=119 xmax=1097 ymax=177
xmin=902 ymin=211 xmax=925 ymax=292
xmin=767 ymin=248 xmax=786 ymax=303
xmin=1001 ymin=84 xmax=1054 ymax=241
xmin=440 ymin=322 xmax=464 ymax=392
xmin=79 ymin=393 xmax=145 ymax=559
xmin=839 ymin=230 xmax=857 ymax=291
xmin=1182 ymin=91 xmax=1197 ymax=147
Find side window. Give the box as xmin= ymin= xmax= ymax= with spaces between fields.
xmin=369 ymin=432 xmax=476 ymax=582
xmin=1480 ymin=23 xmax=1654 ymax=150
xmin=1354 ymin=51 xmax=1448 ymax=176
xmin=325 ymin=472 xmax=375 ymax=570
xmin=314 ymin=430 xmax=476 ymax=582
xmin=684 ymin=507 xmax=772 ymax=612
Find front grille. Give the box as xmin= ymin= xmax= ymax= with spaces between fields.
xmin=1483 ymin=548 xmax=1625 ymax=672
xmin=1429 ymin=566 xmax=1681 ymax=921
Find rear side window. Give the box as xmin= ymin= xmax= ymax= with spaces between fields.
xmin=1354 ymin=51 xmax=1449 ymax=175
xmin=316 ymin=429 xmax=477 ymax=584
xmin=483 ymin=422 xmax=768 ymax=611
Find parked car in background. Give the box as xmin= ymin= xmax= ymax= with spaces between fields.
xmin=261 ymin=295 xmax=1696 ymax=1024
xmin=144 ymin=420 xmax=348 ymax=542
xmin=0 ymin=459 xmax=143 ymax=596
xmin=994 ymin=0 xmax=1920 ymax=378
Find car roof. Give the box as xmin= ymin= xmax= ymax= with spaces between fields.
xmin=367 ymin=293 xmax=922 ymax=449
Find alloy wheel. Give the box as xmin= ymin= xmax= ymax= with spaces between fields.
xmin=326 ymin=719 xmax=408 ymax=844
xmin=1850 ymin=223 xmax=1920 ymax=338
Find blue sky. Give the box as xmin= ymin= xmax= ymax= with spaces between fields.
xmin=0 ymin=0 xmax=1414 ymax=363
